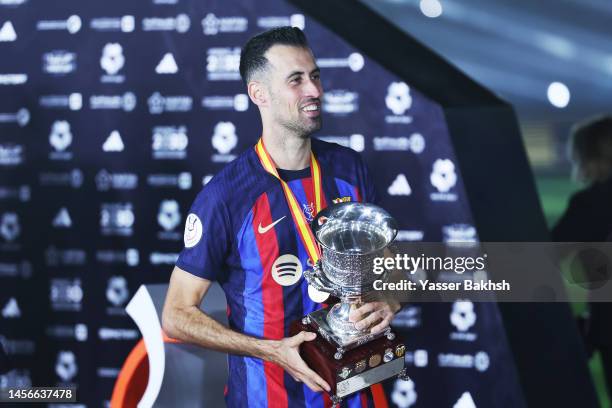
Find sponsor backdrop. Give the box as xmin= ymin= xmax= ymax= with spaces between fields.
xmin=0 ymin=0 xmax=525 ymax=407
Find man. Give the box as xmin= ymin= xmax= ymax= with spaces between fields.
xmin=552 ymin=115 xmax=612 ymax=403
xmin=162 ymin=27 xmax=398 ymax=407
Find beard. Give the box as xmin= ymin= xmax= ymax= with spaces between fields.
xmin=274 ymin=109 xmax=322 ymax=139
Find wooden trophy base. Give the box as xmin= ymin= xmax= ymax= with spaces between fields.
xmin=289 ymin=314 xmax=407 ymax=405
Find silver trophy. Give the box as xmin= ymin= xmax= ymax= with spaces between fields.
xmin=303 ymin=202 xmax=399 ymax=360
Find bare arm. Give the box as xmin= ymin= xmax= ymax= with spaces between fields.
xmin=162 ymin=266 xmax=330 ymax=392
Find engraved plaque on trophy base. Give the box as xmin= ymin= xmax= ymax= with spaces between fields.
xmin=289 ymin=317 xmax=407 ymax=404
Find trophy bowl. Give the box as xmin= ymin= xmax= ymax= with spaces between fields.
xmin=311 ymin=202 xmax=398 ymax=292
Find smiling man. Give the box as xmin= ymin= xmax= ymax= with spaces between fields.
xmin=162 ymin=27 xmax=398 ymax=407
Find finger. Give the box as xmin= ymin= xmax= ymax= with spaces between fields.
xmin=349 ymin=302 xmax=377 ymax=322
xmin=355 ymin=309 xmax=383 ymax=330
xmin=290 ymin=331 xmax=317 ymax=346
xmin=302 ymin=366 xmax=331 ymax=392
xmin=370 ymin=315 xmax=392 ymax=334
xmin=300 ymin=376 xmax=323 ymax=393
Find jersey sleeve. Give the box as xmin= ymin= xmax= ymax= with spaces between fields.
xmin=175 ymin=185 xmax=231 ymax=281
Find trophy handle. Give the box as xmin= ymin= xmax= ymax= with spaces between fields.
xmin=303 ymin=261 xmax=343 ymax=297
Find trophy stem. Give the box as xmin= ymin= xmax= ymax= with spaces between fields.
xmin=326 ymin=296 xmax=367 ymax=338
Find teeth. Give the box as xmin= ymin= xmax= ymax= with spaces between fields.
xmin=303 ymin=105 xmax=318 ymax=112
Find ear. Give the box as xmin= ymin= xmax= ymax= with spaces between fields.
xmin=247 ymin=81 xmax=268 ymax=107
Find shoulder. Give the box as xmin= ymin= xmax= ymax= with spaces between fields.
xmin=188 ymin=145 xmax=275 ymax=224
xmin=312 ymin=137 xmax=364 ymax=165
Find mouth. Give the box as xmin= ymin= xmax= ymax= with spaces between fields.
xmin=300 ymin=102 xmax=321 ymax=118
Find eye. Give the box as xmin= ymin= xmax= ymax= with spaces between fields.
xmin=311 ymin=73 xmax=320 ymax=81
xmin=290 ymin=77 xmax=301 ymax=84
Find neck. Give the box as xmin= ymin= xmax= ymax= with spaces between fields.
xmin=261 ymin=128 xmax=311 ymax=170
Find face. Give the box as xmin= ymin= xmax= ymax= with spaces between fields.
xmin=263 ymin=45 xmax=323 ymax=137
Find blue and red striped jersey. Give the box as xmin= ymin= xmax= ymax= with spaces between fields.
xmin=176 ymin=138 xmax=378 ymax=408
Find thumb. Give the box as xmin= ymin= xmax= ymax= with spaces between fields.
xmin=292 ymin=331 xmax=316 ymax=345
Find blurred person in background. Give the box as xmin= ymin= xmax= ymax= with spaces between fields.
xmin=552 ymin=115 xmax=612 ymax=402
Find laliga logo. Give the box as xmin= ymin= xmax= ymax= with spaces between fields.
xmin=385 ymin=82 xmax=412 ymax=115
xmin=430 ymin=159 xmax=457 ymax=193
xmin=55 ymin=351 xmax=77 ymax=381
xmin=391 ymin=378 xmax=417 ymax=408
xmin=106 ymin=276 xmax=129 ymax=306
xmin=100 ymin=43 xmax=125 ymax=75
xmin=450 ymin=300 xmax=476 ymax=332
xmin=184 ymin=213 xmax=203 ymax=248
xmin=158 ymin=200 xmax=181 ymax=231
xmin=211 ymin=121 xmax=238 ymax=154
xmin=49 ymin=121 xmax=72 ymax=152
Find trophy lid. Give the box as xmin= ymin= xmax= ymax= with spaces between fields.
xmin=311 ymin=202 xmax=397 ymax=255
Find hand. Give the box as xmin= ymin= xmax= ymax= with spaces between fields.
xmin=269 ymin=331 xmax=331 ymax=393
xmin=349 ymin=300 xmax=401 ymax=334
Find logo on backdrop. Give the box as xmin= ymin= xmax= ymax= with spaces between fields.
xmin=443 ymin=224 xmax=477 ymax=243
xmin=373 ymin=134 xmax=425 ymax=153
xmin=100 ymin=43 xmax=125 ymax=83
xmin=90 ymin=16 xmax=135 ymax=33
xmin=257 ymin=14 xmax=305 ymax=30
xmin=391 ymin=378 xmax=417 ymax=408
xmin=201 ymin=13 xmax=248 ymax=35
xmin=52 ymin=207 xmax=72 ymax=228
xmin=0 ymin=212 xmax=19 ymax=242
xmin=454 ymin=391 xmax=477 ymax=408
xmin=148 ymin=92 xmax=192 ymax=114
xmin=201 ymin=94 xmax=248 ymax=112
xmin=0 ymin=21 xmax=17 ymax=42
xmin=152 ymin=126 xmax=188 ymax=159
xmin=42 ymin=50 xmax=77 ymax=75
xmin=147 ymin=172 xmax=192 ymax=190
xmin=55 ymin=351 xmax=78 ymax=382
xmin=0 ymin=108 xmax=29 ymax=127
xmin=100 ymin=203 xmax=134 ymax=236
xmin=317 ymin=53 xmax=364 ymax=72
xmin=50 ymin=278 xmax=83 ymax=312
xmin=37 ymin=15 xmax=81 ymax=34
xmin=211 ymin=121 xmax=237 ymax=162
xmin=385 ymin=81 xmax=413 ymax=124
xmin=430 ymin=159 xmax=458 ymax=202
xmin=322 ymin=90 xmax=358 ymax=115
xmin=2 ymin=297 xmax=20 ymax=318
xmin=39 ymin=93 xmax=82 ymax=110
xmin=106 ymin=276 xmax=129 ymax=307
xmin=157 ymin=200 xmax=181 ymax=240
xmin=142 ymin=14 xmax=191 ymax=33
xmin=49 ymin=121 xmax=73 ymax=160
xmin=450 ymin=300 xmax=478 ymax=342
xmin=388 ymin=174 xmax=412 ymax=196
xmin=155 ymin=53 xmax=178 ymax=74
xmin=95 ymin=170 xmax=138 ymax=191
xmin=102 ymin=130 xmax=124 ymax=152
xmin=206 ymin=47 xmax=241 ymax=81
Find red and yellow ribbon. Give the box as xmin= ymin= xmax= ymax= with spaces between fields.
xmin=255 ymin=138 xmax=323 ymax=264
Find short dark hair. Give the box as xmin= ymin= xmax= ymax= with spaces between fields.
xmin=569 ymin=115 xmax=612 ymax=183
xmin=239 ymin=26 xmax=309 ymax=84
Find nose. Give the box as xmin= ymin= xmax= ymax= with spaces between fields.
xmin=304 ymin=77 xmax=322 ymax=99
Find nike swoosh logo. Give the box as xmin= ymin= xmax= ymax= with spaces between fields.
xmin=258 ymin=216 xmax=286 ymax=234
